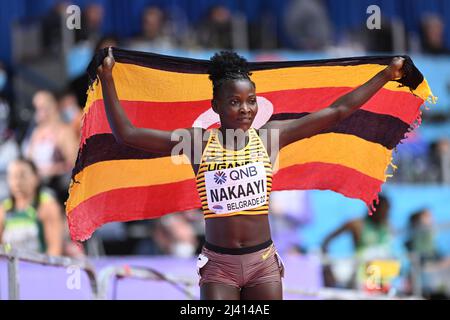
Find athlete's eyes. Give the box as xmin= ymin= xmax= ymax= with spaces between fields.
xmin=230 ymin=99 xmax=239 ymax=106
xmin=248 ymin=97 xmax=257 ymax=104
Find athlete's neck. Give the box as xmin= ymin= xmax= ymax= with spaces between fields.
xmin=217 ymin=127 xmax=251 ymax=151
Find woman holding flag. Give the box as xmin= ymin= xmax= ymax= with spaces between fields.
xmin=96 ymin=47 xmax=404 ymax=300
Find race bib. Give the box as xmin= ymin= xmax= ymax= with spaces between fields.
xmin=204 ymin=162 xmax=267 ymax=214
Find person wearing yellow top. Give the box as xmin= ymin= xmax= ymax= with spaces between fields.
xmin=97 ymin=47 xmax=405 ymax=299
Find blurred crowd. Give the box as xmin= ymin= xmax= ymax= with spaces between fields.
xmin=0 ymin=0 xmax=449 ymax=299
xmin=321 ymin=195 xmax=450 ymax=298
xmin=34 ymin=1 xmax=450 ymax=54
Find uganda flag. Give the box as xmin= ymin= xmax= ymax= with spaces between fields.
xmin=66 ymin=48 xmax=434 ymax=241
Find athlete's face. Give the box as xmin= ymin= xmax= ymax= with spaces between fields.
xmin=212 ymin=79 xmax=257 ymax=131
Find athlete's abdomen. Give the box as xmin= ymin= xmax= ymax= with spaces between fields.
xmin=204 ymin=214 xmax=271 ymax=248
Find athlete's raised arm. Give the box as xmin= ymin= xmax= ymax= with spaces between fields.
xmin=97 ymin=47 xmax=192 ymax=155
xmin=262 ymin=57 xmax=405 ymax=149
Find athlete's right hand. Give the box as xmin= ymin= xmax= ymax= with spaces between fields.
xmin=97 ymin=47 xmax=115 ymax=80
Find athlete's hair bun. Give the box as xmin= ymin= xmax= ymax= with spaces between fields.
xmin=208 ymin=51 xmax=254 ymax=97
xmin=208 ymin=51 xmax=251 ymax=82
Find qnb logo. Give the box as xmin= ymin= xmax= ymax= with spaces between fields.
xmin=213 ymin=171 xmax=227 ymax=184
xmin=192 ymin=96 xmax=274 ymax=129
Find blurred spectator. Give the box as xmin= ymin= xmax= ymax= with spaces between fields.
xmin=321 ymin=196 xmax=397 ymax=290
xmin=57 ymin=90 xmax=83 ymax=140
xmin=23 ymin=90 xmax=78 ymax=206
xmin=322 ymin=196 xmax=393 ymax=257
xmin=248 ymin=11 xmax=279 ymax=50
xmin=128 ymin=6 xmax=176 ymax=50
xmin=361 ymin=18 xmax=395 ymax=53
xmin=152 ymin=213 xmax=198 ymax=258
xmin=405 ymin=208 xmax=440 ymax=263
xmin=0 ymin=158 xmax=63 ymax=255
xmin=41 ymin=1 xmax=68 ymax=54
xmin=420 ymin=14 xmax=450 ymax=55
xmin=428 ymin=138 xmax=450 ymax=184
xmin=75 ymin=3 xmax=104 ymax=45
xmin=404 ymin=208 xmax=450 ymax=298
xmin=283 ymin=0 xmax=332 ymax=50
xmin=69 ymin=35 xmax=119 ymax=108
xmin=197 ymin=5 xmax=233 ymax=49
xmin=167 ymin=6 xmax=198 ymax=49
xmin=0 ymin=102 xmax=20 ymax=201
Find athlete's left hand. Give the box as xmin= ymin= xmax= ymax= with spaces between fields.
xmin=97 ymin=47 xmax=115 ymax=80
xmin=385 ymin=57 xmax=405 ymax=81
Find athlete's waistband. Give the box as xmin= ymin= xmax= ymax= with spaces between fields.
xmin=203 ymin=239 xmax=273 ymax=255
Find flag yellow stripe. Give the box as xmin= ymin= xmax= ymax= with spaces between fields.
xmin=84 ymin=62 xmax=420 ymax=113
xmin=66 ymin=156 xmax=194 ymax=212
xmin=276 ymin=133 xmax=392 ymax=181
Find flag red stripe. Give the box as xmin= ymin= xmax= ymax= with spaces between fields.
xmin=271 ymin=162 xmax=383 ymax=206
xmin=80 ymin=87 xmax=422 ymax=145
xmin=67 ymin=179 xmax=201 ymax=241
